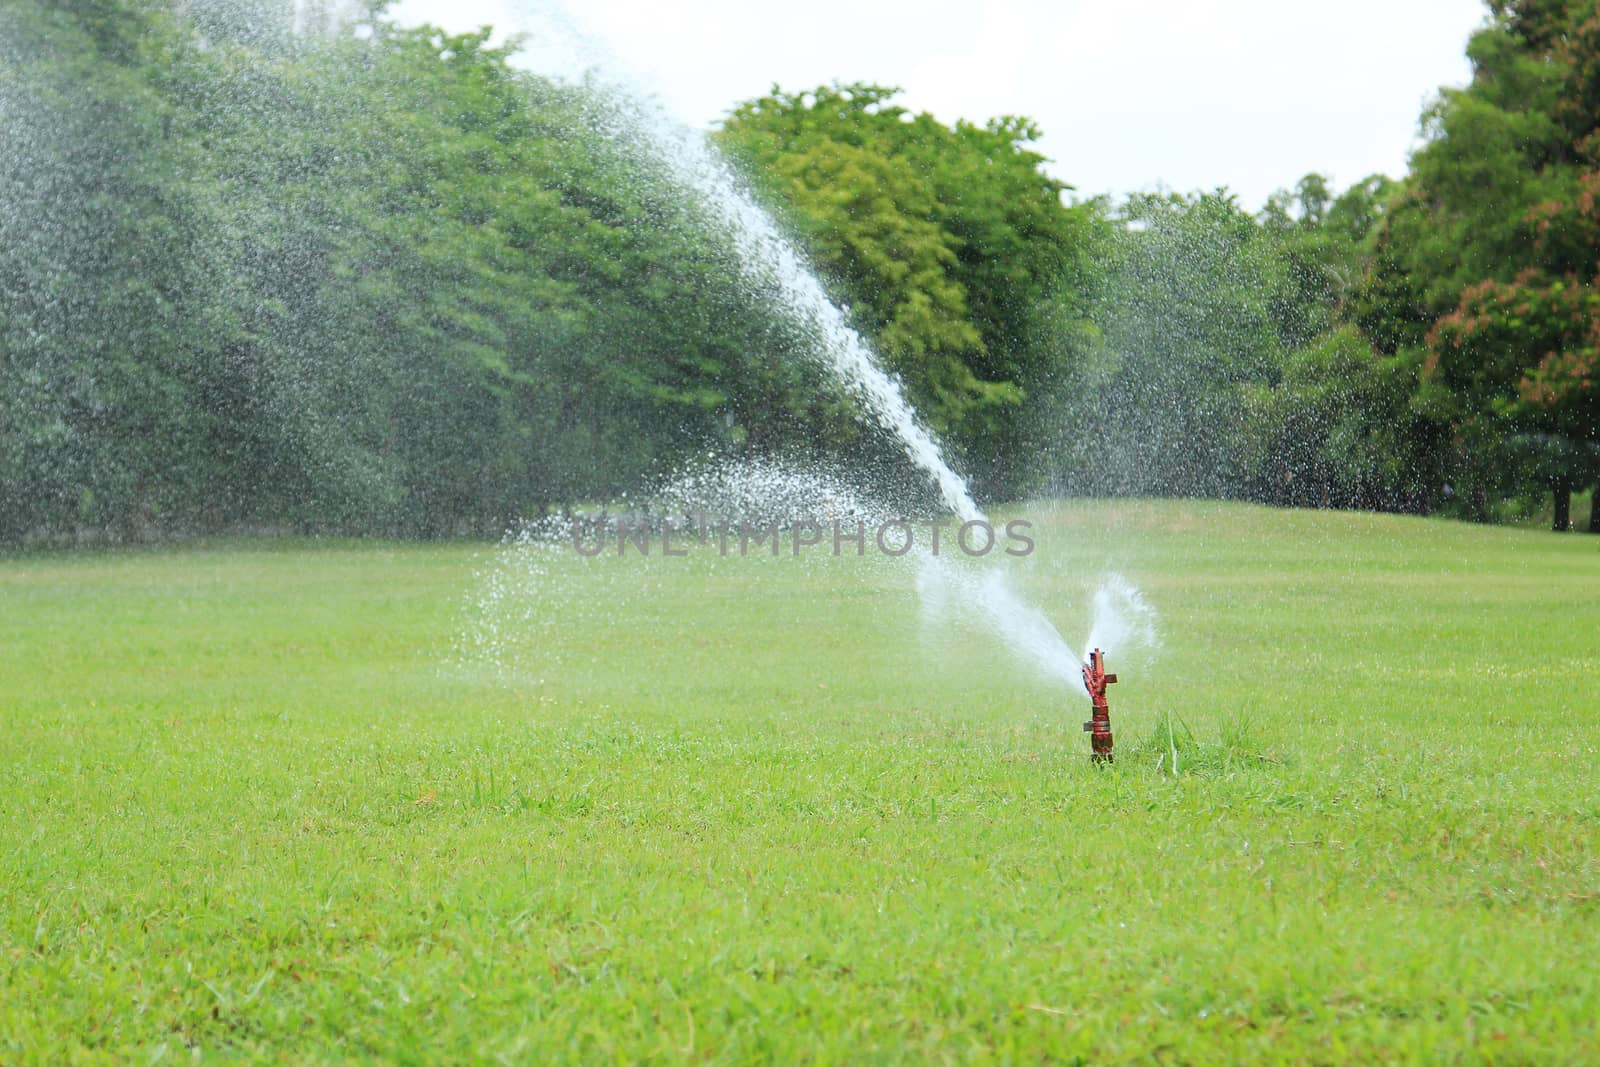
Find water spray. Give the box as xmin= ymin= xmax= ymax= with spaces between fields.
xmin=1081 ymin=648 xmax=1117 ymax=763
xmin=435 ymin=2 xmax=1159 ymax=702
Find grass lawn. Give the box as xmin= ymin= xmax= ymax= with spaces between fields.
xmin=2 ymin=501 xmax=1597 ymax=1063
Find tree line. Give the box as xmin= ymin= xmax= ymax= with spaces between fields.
xmin=0 ymin=0 xmax=1595 ymax=542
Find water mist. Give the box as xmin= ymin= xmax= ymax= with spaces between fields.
xmin=423 ymin=0 xmax=1156 ymax=696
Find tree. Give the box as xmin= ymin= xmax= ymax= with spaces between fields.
xmin=1054 ymin=190 xmax=1284 ymax=499
xmin=1357 ymin=0 xmax=1600 ymax=527
xmin=0 ymin=3 xmax=818 ymax=540
xmin=717 ymin=84 xmax=1101 ymax=500
xmin=0 ymin=0 xmax=219 ymax=539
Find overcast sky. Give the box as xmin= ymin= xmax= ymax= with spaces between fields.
xmin=385 ymin=0 xmax=1489 ymax=209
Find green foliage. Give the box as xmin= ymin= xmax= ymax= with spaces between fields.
xmin=3 ymin=12 xmax=1116 ymax=538
xmin=1053 ymin=190 xmax=1289 ymax=499
xmin=0 ymin=0 xmax=218 ymax=539
xmin=1263 ymin=174 xmax=1394 ymax=349
xmin=1041 ymin=175 xmax=1454 ymax=515
xmin=1243 ymin=328 xmax=1441 ymax=510
xmin=717 ymin=84 xmax=1103 ymax=499
xmin=1354 ymin=0 xmax=1600 ymax=517
xmin=0 ymin=3 xmax=835 ymax=540
xmin=3 ymin=0 xmax=1589 ymax=540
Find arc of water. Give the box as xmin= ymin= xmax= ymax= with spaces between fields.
xmin=435 ymin=2 xmax=1147 ymax=695
xmin=499 ymin=1 xmax=982 ymax=523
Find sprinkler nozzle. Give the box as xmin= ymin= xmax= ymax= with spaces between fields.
xmin=1081 ymin=648 xmax=1117 ymax=763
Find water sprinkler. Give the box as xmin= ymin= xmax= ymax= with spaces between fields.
xmin=1082 ymin=648 xmax=1117 ymax=763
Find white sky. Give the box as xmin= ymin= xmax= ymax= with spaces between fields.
xmin=385 ymin=0 xmax=1489 ymax=209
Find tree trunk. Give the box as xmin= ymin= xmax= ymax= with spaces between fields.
xmin=1553 ymin=475 xmax=1573 ymax=532
xmin=1471 ymin=483 xmax=1489 ymax=523
xmin=1589 ymin=481 xmax=1600 ymax=534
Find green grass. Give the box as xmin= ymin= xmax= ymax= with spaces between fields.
xmin=2 ymin=501 xmax=1597 ymax=1063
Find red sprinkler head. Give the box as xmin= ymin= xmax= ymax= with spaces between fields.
xmin=1082 ymin=648 xmax=1117 ymax=763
